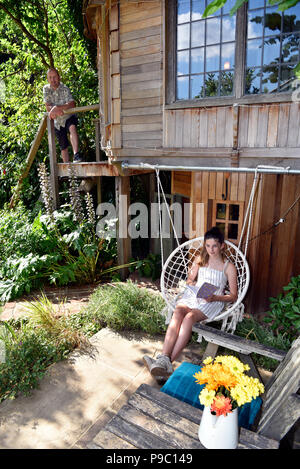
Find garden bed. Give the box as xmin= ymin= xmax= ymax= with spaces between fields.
xmin=0 ymin=279 xmax=293 ymax=404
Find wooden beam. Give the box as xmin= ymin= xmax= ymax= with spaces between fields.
xmin=57 ymin=162 xmax=154 ymax=178
xmin=192 ymin=324 xmax=287 ymax=361
xmin=58 ymin=162 xmax=119 ymax=177
xmin=63 ymin=104 xmax=100 ymax=115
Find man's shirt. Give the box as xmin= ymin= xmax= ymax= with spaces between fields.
xmin=43 ymin=82 xmax=75 ymax=130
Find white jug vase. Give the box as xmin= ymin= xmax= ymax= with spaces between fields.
xmin=198 ymin=405 xmax=239 ymax=449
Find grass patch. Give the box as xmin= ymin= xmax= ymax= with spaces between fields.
xmin=70 ymin=280 xmax=167 ymax=336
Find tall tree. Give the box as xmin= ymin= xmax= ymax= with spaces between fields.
xmin=0 ymin=0 xmax=98 ymax=208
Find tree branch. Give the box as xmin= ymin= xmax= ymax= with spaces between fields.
xmin=0 ymin=2 xmax=54 ymax=68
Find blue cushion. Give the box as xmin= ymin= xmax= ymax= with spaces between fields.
xmin=161 ymin=361 xmax=262 ymax=430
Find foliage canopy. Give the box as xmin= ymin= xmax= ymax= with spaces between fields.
xmin=0 ymin=0 xmax=98 ymax=208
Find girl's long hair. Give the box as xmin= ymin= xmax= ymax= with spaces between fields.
xmin=196 ymin=226 xmax=225 ymax=267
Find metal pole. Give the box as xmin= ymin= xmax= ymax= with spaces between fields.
xmin=121 ymin=161 xmax=300 ymax=175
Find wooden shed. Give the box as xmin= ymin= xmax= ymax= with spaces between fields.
xmin=83 ymin=0 xmax=300 ymax=314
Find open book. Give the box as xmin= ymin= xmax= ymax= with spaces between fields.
xmin=184 ymin=282 xmax=218 ymax=299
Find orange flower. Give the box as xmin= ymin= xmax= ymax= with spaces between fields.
xmin=194 ymin=363 xmax=237 ymax=392
xmin=211 ymin=395 xmax=232 ymax=416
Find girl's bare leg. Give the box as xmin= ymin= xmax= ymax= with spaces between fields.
xmin=161 ymin=305 xmax=189 ymax=358
xmin=170 ymin=309 xmax=207 ymax=362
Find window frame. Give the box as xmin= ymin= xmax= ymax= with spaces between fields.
xmin=165 ymin=0 xmax=296 ymax=108
xmin=212 ymin=199 xmax=245 ymax=244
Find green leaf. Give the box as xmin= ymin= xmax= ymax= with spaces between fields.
xmin=294 ymin=62 xmax=300 ymax=79
xmin=277 ymin=0 xmax=300 ymax=11
xmin=203 ymin=0 xmax=227 ymax=18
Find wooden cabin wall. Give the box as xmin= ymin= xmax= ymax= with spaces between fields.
xmin=119 ymin=0 xmax=163 ymax=149
xmin=172 ymin=170 xmax=300 ymax=314
xmin=164 ymin=102 xmax=300 ymax=153
xmin=164 ymin=107 xmax=234 ymax=148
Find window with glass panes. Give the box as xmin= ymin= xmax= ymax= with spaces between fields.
xmin=212 ymin=200 xmax=244 ymax=243
xmin=246 ymin=0 xmax=300 ymax=94
xmin=176 ymin=0 xmax=236 ymax=99
xmin=173 ymin=0 xmax=300 ymax=101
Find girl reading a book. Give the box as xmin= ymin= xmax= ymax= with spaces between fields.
xmin=143 ymin=226 xmax=237 ymax=381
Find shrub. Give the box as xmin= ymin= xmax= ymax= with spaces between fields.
xmin=0 ymin=320 xmax=75 ymax=402
xmin=263 ymin=275 xmax=300 ymax=342
xmin=82 ymin=280 xmax=167 ymax=335
xmin=235 ymin=315 xmax=291 ymax=371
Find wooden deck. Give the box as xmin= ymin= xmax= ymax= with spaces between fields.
xmin=88 ymin=384 xmax=279 ymax=450
xmin=57 ymin=162 xmax=154 ymax=178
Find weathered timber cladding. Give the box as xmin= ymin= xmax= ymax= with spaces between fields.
xmin=164 ymin=107 xmax=234 ymax=148
xmin=120 ymin=0 xmax=163 ymax=149
xmin=164 ymin=103 xmax=300 ymax=150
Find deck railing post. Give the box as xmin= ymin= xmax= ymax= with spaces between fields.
xmin=94 ymin=118 xmax=102 ymax=205
xmin=47 ymin=116 xmax=59 ymax=209
xmin=115 ymin=175 xmax=131 ymax=279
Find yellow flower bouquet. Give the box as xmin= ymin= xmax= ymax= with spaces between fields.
xmin=194 ymin=355 xmax=265 ymax=417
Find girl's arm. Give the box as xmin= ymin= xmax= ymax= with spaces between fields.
xmin=206 ymin=263 xmax=238 ymax=303
xmin=186 ymin=258 xmax=200 ymax=285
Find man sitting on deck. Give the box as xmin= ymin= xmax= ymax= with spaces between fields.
xmin=43 ymin=68 xmax=84 ymax=163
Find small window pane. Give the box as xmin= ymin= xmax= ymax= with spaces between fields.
xmin=280 ymin=65 xmax=296 ymax=92
xmin=216 ymin=203 xmax=226 ymax=219
xmin=247 ymin=39 xmax=262 ymax=67
xmin=191 ymin=75 xmax=204 ymax=98
xmin=228 ymin=223 xmax=238 ymax=240
xmin=191 ymin=21 xmax=205 ymax=47
xmin=282 ymin=34 xmax=300 ymax=63
xmin=221 ymin=42 xmax=235 ymax=70
xmin=206 ymin=18 xmax=221 ymax=45
xmin=177 ymin=24 xmax=190 ymax=49
xmin=220 ymin=71 xmax=234 ymax=96
xmin=262 ymin=66 xmax=279 ymax=93
xmin=248 ymin=9 xmax=264 ymax=39
xmin=263 ymin=40 xmax=280 ymax=65
xmin=205 ymin=72 xmax=219 ymax=96
xmin=177 ymin=76 xmax=189 ymax=99
xmin=192 ymin=0 xmax=205 ymax=21
xmin=283 ymin=5 xmax=300 ymax=33
xmin=216 ymin=222 xmax=225 ymax=235
xmin=206 ymin=45 xmax=220 ymax=71
xmin=178 ymin=0 xmax=191 ymax=24
xmin=229 ymin=204 xmax=239 ymax=221
xmin=264 ymin=9 xmax=282 ymax=37
xmin=177 ymin=50 xmax=190 ymax=75
xmin=245 ymin=68 xmax=261 ymax=94
xmin=222 ymin=16 xmax=236 ymax=42
xmin=191 ymin=48 xmax=204 ymax=73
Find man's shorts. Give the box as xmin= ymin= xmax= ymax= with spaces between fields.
xmin=55 ymin=114 xmax=78 ymax=150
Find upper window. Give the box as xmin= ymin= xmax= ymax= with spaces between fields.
xmin=246 ymin=0 xmax=300 ymax=94
xmin=171 ymin=0 xmax=300 ymax=102
xmin=176 ymin=0 xmax=236 ymax=99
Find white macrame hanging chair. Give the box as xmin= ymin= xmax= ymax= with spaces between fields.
xmin=156 ymin=167 xmax=260 ymax=338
